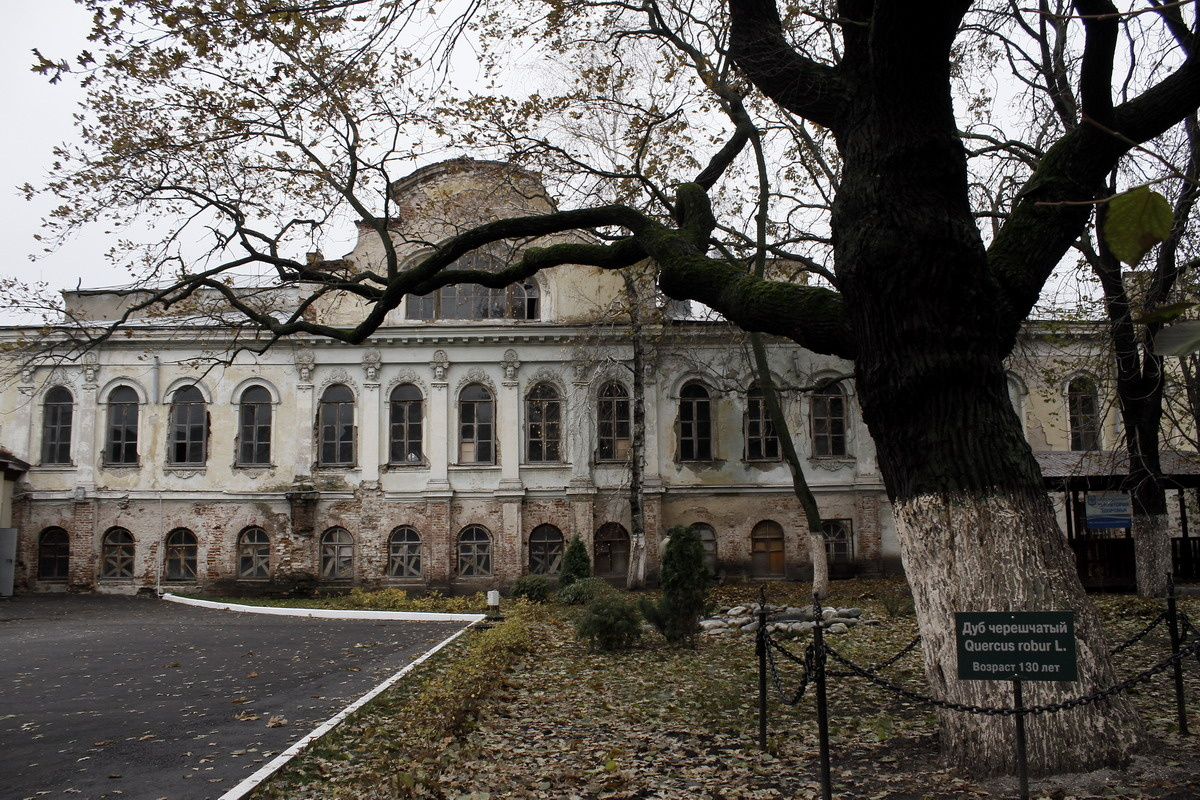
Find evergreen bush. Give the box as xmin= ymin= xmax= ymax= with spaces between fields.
xmin=639 ymin=524 xmax=715 ymax=647
xmin=509 ymin=574 xmax=553 ymax=603
xmin=575 ymin=594 xmax=643 ymax=651
xmin=556 ymin=576 xmax=618 ymax=605
xmin=558 ymin=535 xmax=592 ymax=588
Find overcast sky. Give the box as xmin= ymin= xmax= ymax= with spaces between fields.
xmin=0 ymin=3 xmax=127 ymax=308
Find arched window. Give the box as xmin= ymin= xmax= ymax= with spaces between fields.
xmin=163 ymin=528 xmax=198 ymax=581
xmin=388 ymin=526 xmax=422 ymax=578
xmin=595 ymin=522 xmax=630 ymax=577
xmin=37 ymin=527 xmax=70 ymax=581
xmin=745 ymin=386 xmax=780 ymax=461
xmin=597 ymin=383 xmax=631 ymax=461
xmin=318 ymin=384 xmax=356 ymax=466
xmin=406 ymin=251 xmax=539 ymax=320
xmin=106 ymin=386 xmax=139 ymax=465
xmin=238 ymin=386 xmax=272 ymax=466
xmin=751 ymin=520 xmax=785 ymax=578
xmin=389 ymin=384 xmax=424 ymax=463
xmin=1068 ymin=376 xmax=1101 ymax=451
xmin=691 ymin=523 xmax=718 ymax=574
xmin=679 ymin=383 xmax=712 ymax=461
xmin=459 ymin=384 xmax=494 ymax=464
xmin=169 ymin=386 xmax=207 ymax=465
xmin=100 ymin=528 xmax=135 ymax=579
xmin=811 ymin=385 xmax=847 ymax=457
xmin=457 ymin=525 xmax=492 ymax=577
xmin=238 ymin=527 xmax=270 ymax=580
xmin=41 ymin=387 xmax=73 ymax=465
xmin=823 ymin=519 xmax=854 ymax=576
xmin=525 ymin=384 xmax=562 ymax=463
xmin=320 ymin=527 xmax=354 ymax=580
xmin=529 ymin=524 xmax=564 ymax=575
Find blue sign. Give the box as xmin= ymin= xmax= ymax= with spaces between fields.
xmin=1085 ymin=492 xmax=1132 ymax=530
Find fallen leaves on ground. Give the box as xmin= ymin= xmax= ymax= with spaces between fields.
xmin=257 ymin=580 xmax=1200 ymax=800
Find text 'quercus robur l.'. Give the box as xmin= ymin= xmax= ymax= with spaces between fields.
xmin=955 ymin=611 xmax=1078 ymax=682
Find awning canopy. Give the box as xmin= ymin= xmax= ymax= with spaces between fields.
xmin=1034 ymin=450 xmax=1200 ymax=492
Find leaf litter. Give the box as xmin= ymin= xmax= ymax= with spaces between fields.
xmin=257 ymin=579 xmax=1200 ymax=800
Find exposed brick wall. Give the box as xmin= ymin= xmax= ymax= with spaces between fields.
xmin=12 ymin=486 xmax=893 ymax=593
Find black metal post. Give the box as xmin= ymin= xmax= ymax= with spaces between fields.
xmin=757 ymin=587 xmax=768 ymax=751
xmin=1166 ymin=573 xmax=1190 ymax=736
xmin=1013 ymin=678 xmax=1029 ymax=800
xmin=813 ymin=593 xmax=832 ymax=800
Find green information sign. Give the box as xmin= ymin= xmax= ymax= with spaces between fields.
xmin=955 ymin=611 xmax=1077 ymax=681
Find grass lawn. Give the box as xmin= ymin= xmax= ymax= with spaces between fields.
xmin=249 ymin=579 xmax=1200 ymax=800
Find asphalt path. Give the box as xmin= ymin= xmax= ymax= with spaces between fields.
xmin=0 ymin=594 xmax=470 ymax=800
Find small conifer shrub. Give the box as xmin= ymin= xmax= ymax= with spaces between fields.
xmin=640 ymin=525 xmax=715 ymax=647
xmin=558 ymin=535 xmax=592 ymax=588
xmin=575 ymin=594 xmax=643 ymax=651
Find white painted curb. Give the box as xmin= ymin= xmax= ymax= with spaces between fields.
xmin=162 ymin=592 xmax=488 ymax=623
xmin=216 ymin=624 xmax=475 ymax=800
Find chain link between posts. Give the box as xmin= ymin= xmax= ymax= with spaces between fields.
xmin=761 ymin=604 xmax=1200 ymax=716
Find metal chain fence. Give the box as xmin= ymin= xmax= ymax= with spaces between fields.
xmin=756 ymin=585 xmax=1199 ymax=800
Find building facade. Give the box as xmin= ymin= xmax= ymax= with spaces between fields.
xmin=3 ymin=159 xmax=1165 ymax=595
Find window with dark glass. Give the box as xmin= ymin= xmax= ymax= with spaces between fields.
xmin=1068 ymin=376 xmax=1101 ymax=451
xmin=751 ymin=520 xmax=785 ymax=577
xmin=238 ymin=527 xmax=270 ymax=580
xmin=823 ymin=519 xmax=854 ymax=571
xmin=389 ymin=384 xmax=424 ymax=463
xmin=169 ymin=386 xmax=207 ymax=465
xmin=406 ymin=251 xmax=539 ymax=320
xmin=388 ymin=526 xmax=422 ymax=578
xmin=745 ymin=386 xmax=780 ymax=461
xmin=459 ymin=384 xmax=494 ymax=464
xmin=238 ymin=386 xmax=272 ymax=466
xmin=595 ymin=522 xmax=630 ymax=577
xmin=678 ymin=383 xmax=712 ymax=461
xmin=101 ymin=528 xmax=135 ymax=579
xmin=106 ymin=386 xmax=139 ymax=465
xmin=320 ymin=527 xmax=354 ymax=580
xmin=525 ymin=383 xmax=562 ymax=463
xmin=691 ymin=523 xmax=717 ymax=574
xmin=811 ymin=385 xmax=847 ymax=457
xmin=457 ymin=525 xmax=492 ymax=577
xmin=41 ymin=387 xmax=73 ymax=465
xmin=318 ymin=384 xmax=355 ymax=466
xmin=597 ymin=383 xmax=631 ymax=461
xmin=37 ymin=527 xmax=70 ymax=580
xmin=163 ymin=528 xmax=198 ymax=581
xmin=529 ymin=524 xmax=564 ymax=575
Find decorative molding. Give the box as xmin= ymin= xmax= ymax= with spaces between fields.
xmin=165 ymin=469 xmax=205 ymax=479
xmin=429 ymin=350 xmax=450 ymax=382
xmin=501 ymin=349 xmax=521 ymax=382
xmin=82 ymin=353 xmax=99 ymax=384
xmin=456 ymin=369 xmax=496 ymax=395
xmin=526 ymin=367 xmax=564 ymax=394
xmin=295 ymin=347 xmax=315 ymax=382
xmin=317 ymin=369 xmax=355 ymax=396
xmin=362 ymin=348 xmax=382 ymax=381
xmin=808 ymin=458 xmax=856 ymax=472
xmin=385 ymin=371 xmax=427 ymax=398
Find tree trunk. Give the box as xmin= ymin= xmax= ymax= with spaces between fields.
xmin=749 ymin=332 xmax=829 ymax=598
xmin=1092 ymin=201 xmax=1173 ymax=599
xmin=895 ymin=490 xmax=1145 ymax=775
xmin=625 ymin=273 xmax=648 ymax=590
xmin=829 ymin=32 xmax=1146 ymax=772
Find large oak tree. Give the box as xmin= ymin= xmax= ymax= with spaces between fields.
xmin=26 ymin=0 xmax=1200 ymax=776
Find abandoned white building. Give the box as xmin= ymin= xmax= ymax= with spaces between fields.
xmin=0 ymin=159 xmax=1186 ymax=595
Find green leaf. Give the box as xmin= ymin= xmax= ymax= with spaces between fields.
xmin=1104 ymin=185 xmax=1174 ymax=266
xmin=1134 ymin=301 xmax=1197 ymax=325
xmin=1152 ymin=321 xmax=1200 ymax=356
